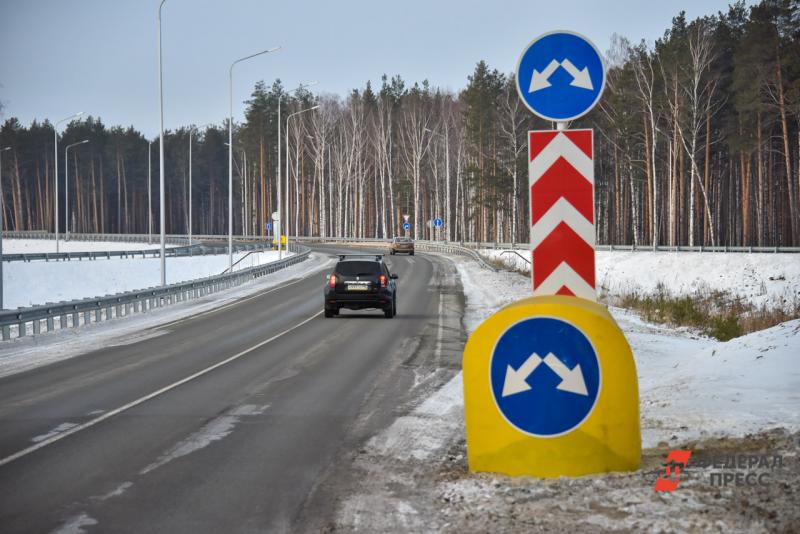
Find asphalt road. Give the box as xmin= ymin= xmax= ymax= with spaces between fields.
xmin=0 ymin=246 xmax=465 ymax=533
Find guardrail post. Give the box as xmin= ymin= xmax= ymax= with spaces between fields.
xmin=33 ymin=319 xmax=41 ymax=335
xmin=47 ymin=317 xmax=54 ymax=332
xmin=60 ymin=315 xmax=67 ymax=330
xmin=2 ymin=325 xmax=9 ymax=340
xmin=18 ymin=320 xmax=26 ymax=337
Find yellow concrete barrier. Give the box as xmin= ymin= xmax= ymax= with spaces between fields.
xmin=463 ymin=295 xmax=640 ymax=477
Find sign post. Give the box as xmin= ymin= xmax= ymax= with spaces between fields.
xmin=462 ymin=30 xmax=640 ymax=478
xmin=434 ymin=217 xmax=443 ymax=241
xmin=272 ymin=211 xmax=281 ymax=257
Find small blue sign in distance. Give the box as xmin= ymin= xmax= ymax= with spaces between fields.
xmin=265 ymin=222 xmax=272 ymax=231
xmin=490 ymin=316 xmax=601 ymax=437
xmin=403 ymin=222 xmax=411 ymax=230
xmin=434 ymin=218 xmax=443 ymax=228
xmin=515 ymin=30 xmax=605 ymax=122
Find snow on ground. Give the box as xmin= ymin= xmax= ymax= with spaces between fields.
xmin=0 ymin=253 xmax=333 ymax=378
xmin=481 ymin=248 xmax=800 ymax=312
xmin=3 ymin=238 xmax=161 ymax=254
xmin=3 ymin=249 xmax=293 ymax=309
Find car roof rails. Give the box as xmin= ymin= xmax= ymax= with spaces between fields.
xmin=337 ymin=254 xmax=384 ymax=262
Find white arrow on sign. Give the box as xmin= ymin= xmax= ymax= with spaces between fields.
xmin=560 ymin=58 xmax=593 ymax=90
xmin=529 ymin=59 xmax=560 ymax=92
xmin=529 ymin=59 xmax=593 ymax=93
xmin=502 ymin=351 xmax=588 ymax=397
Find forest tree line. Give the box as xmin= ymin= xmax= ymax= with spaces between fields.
xmin=1 ymin=0 xmax=798 ymax=246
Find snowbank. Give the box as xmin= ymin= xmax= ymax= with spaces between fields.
xmin=4 ymin=249 xmax=293 ymax=309
xmin=481 ymin=248 xmax=800 ymax=312
xmin=2 ymin=238 xmax=161 ymax=254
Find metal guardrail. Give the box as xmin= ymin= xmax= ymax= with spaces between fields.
xmin=3 ymin=231 xmax=189 ymax=245
xmin=1 ymin=232 xmax=276 ymax=262
xmin=468 ymin=241 xmax=800 ymax=253
xmin=0 ymin=243 xmax=310 ymax=341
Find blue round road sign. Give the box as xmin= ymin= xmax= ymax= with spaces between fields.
xmin=515 ymin=31 xmax=605 ymax=122
xmin=490 ymin=316 xmax=601 ymax=437
xmin=434 ymin=218 xmax=443 ymax=228
xmin=265 ymin=222 xmax=272 ymax=231
xmin=403 ymin=222 xmax=411 ymax=230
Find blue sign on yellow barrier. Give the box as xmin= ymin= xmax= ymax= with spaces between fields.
xmin=463 ymin=295 xmax=640 ymax=477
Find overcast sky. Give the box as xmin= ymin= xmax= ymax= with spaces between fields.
xmin=1 ymin=0 xmax=740 ymax=137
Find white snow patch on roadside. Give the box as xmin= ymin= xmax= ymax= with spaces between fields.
xmin=31 ymin=422 xmax=79 ymax=443
xmin=481 ymin=248 xmax=800 ymax=312
xmin=366 ymin=374 xmax=463 ymax=462
xmin=0 ymin=253 xmax=333 ymax=379
xmin=140 ymin=404 xmax=268 ymax=475
xmin=53 ymin=513 xmax=97 ymax=534
xmin=639 ymin=319 xmax=800 ymax=446
xmin=4 ymin=247 xmax=294 ymax=309
xmin=93 ymin=481 xmax=133 ymax=501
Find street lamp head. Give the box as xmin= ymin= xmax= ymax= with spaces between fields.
xmin=0 ymin=147 xmax=11 ymax=152
xmin=310 ymin=105 xmax=320 ymax=111
xmin=79 ymin=139 xmax=89 ymax=145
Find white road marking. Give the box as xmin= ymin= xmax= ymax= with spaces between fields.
xmin=0 ymin=311 xmax=322 ymax=468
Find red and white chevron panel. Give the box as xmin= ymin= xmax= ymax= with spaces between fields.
xmin=529 ymin=129 xmax=596 ymax=301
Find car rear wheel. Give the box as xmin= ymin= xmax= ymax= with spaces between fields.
xmin=324 ymin=308 xmax=334 ymax=318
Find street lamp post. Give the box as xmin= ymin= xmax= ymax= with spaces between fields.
xmin=277 ymin=81 xmax=317 ymax=258
xmin=148 ymin=140 xmax=153 ymax=244
xmin=157 ymin=0 xmax=167 ymax=285
xmin=65 ymin=139 xmax=89 ymax=240
xmin=229 ymin=47 xmax=280 ymax=272
xmin=1 ymin=146 xmax=12 ymax=309
xmin=188 ymin=129 xmax=193 ymax=245
xmin=285 ymin=105 xmax=318 ymax=254
xmin=54 ymin=112 xmax=83 ymax=253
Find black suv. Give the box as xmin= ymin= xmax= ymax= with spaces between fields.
xmin=324 ymin=255 xmax=398 ymax=318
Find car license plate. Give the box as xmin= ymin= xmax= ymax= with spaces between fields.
xmin=347 ymin=284 xmax=369 ymax=291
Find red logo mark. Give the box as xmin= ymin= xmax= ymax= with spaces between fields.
xmin=654 ymin=450 xmax=692 ymax=492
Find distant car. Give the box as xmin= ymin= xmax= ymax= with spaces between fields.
xmin=390 ymin=237 xmax=414 ymax=255
xmin=324 ymin=255 xmax=398 ymax=318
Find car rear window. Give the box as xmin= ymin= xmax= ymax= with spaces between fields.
xmin=336 ymin=261 xmax=382 ymax=276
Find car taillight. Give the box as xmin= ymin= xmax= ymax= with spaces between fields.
xmin=379 ymin=274 xmax=387 ymax=288
xmin=329 ymin=274 xmax=337 ymax=289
